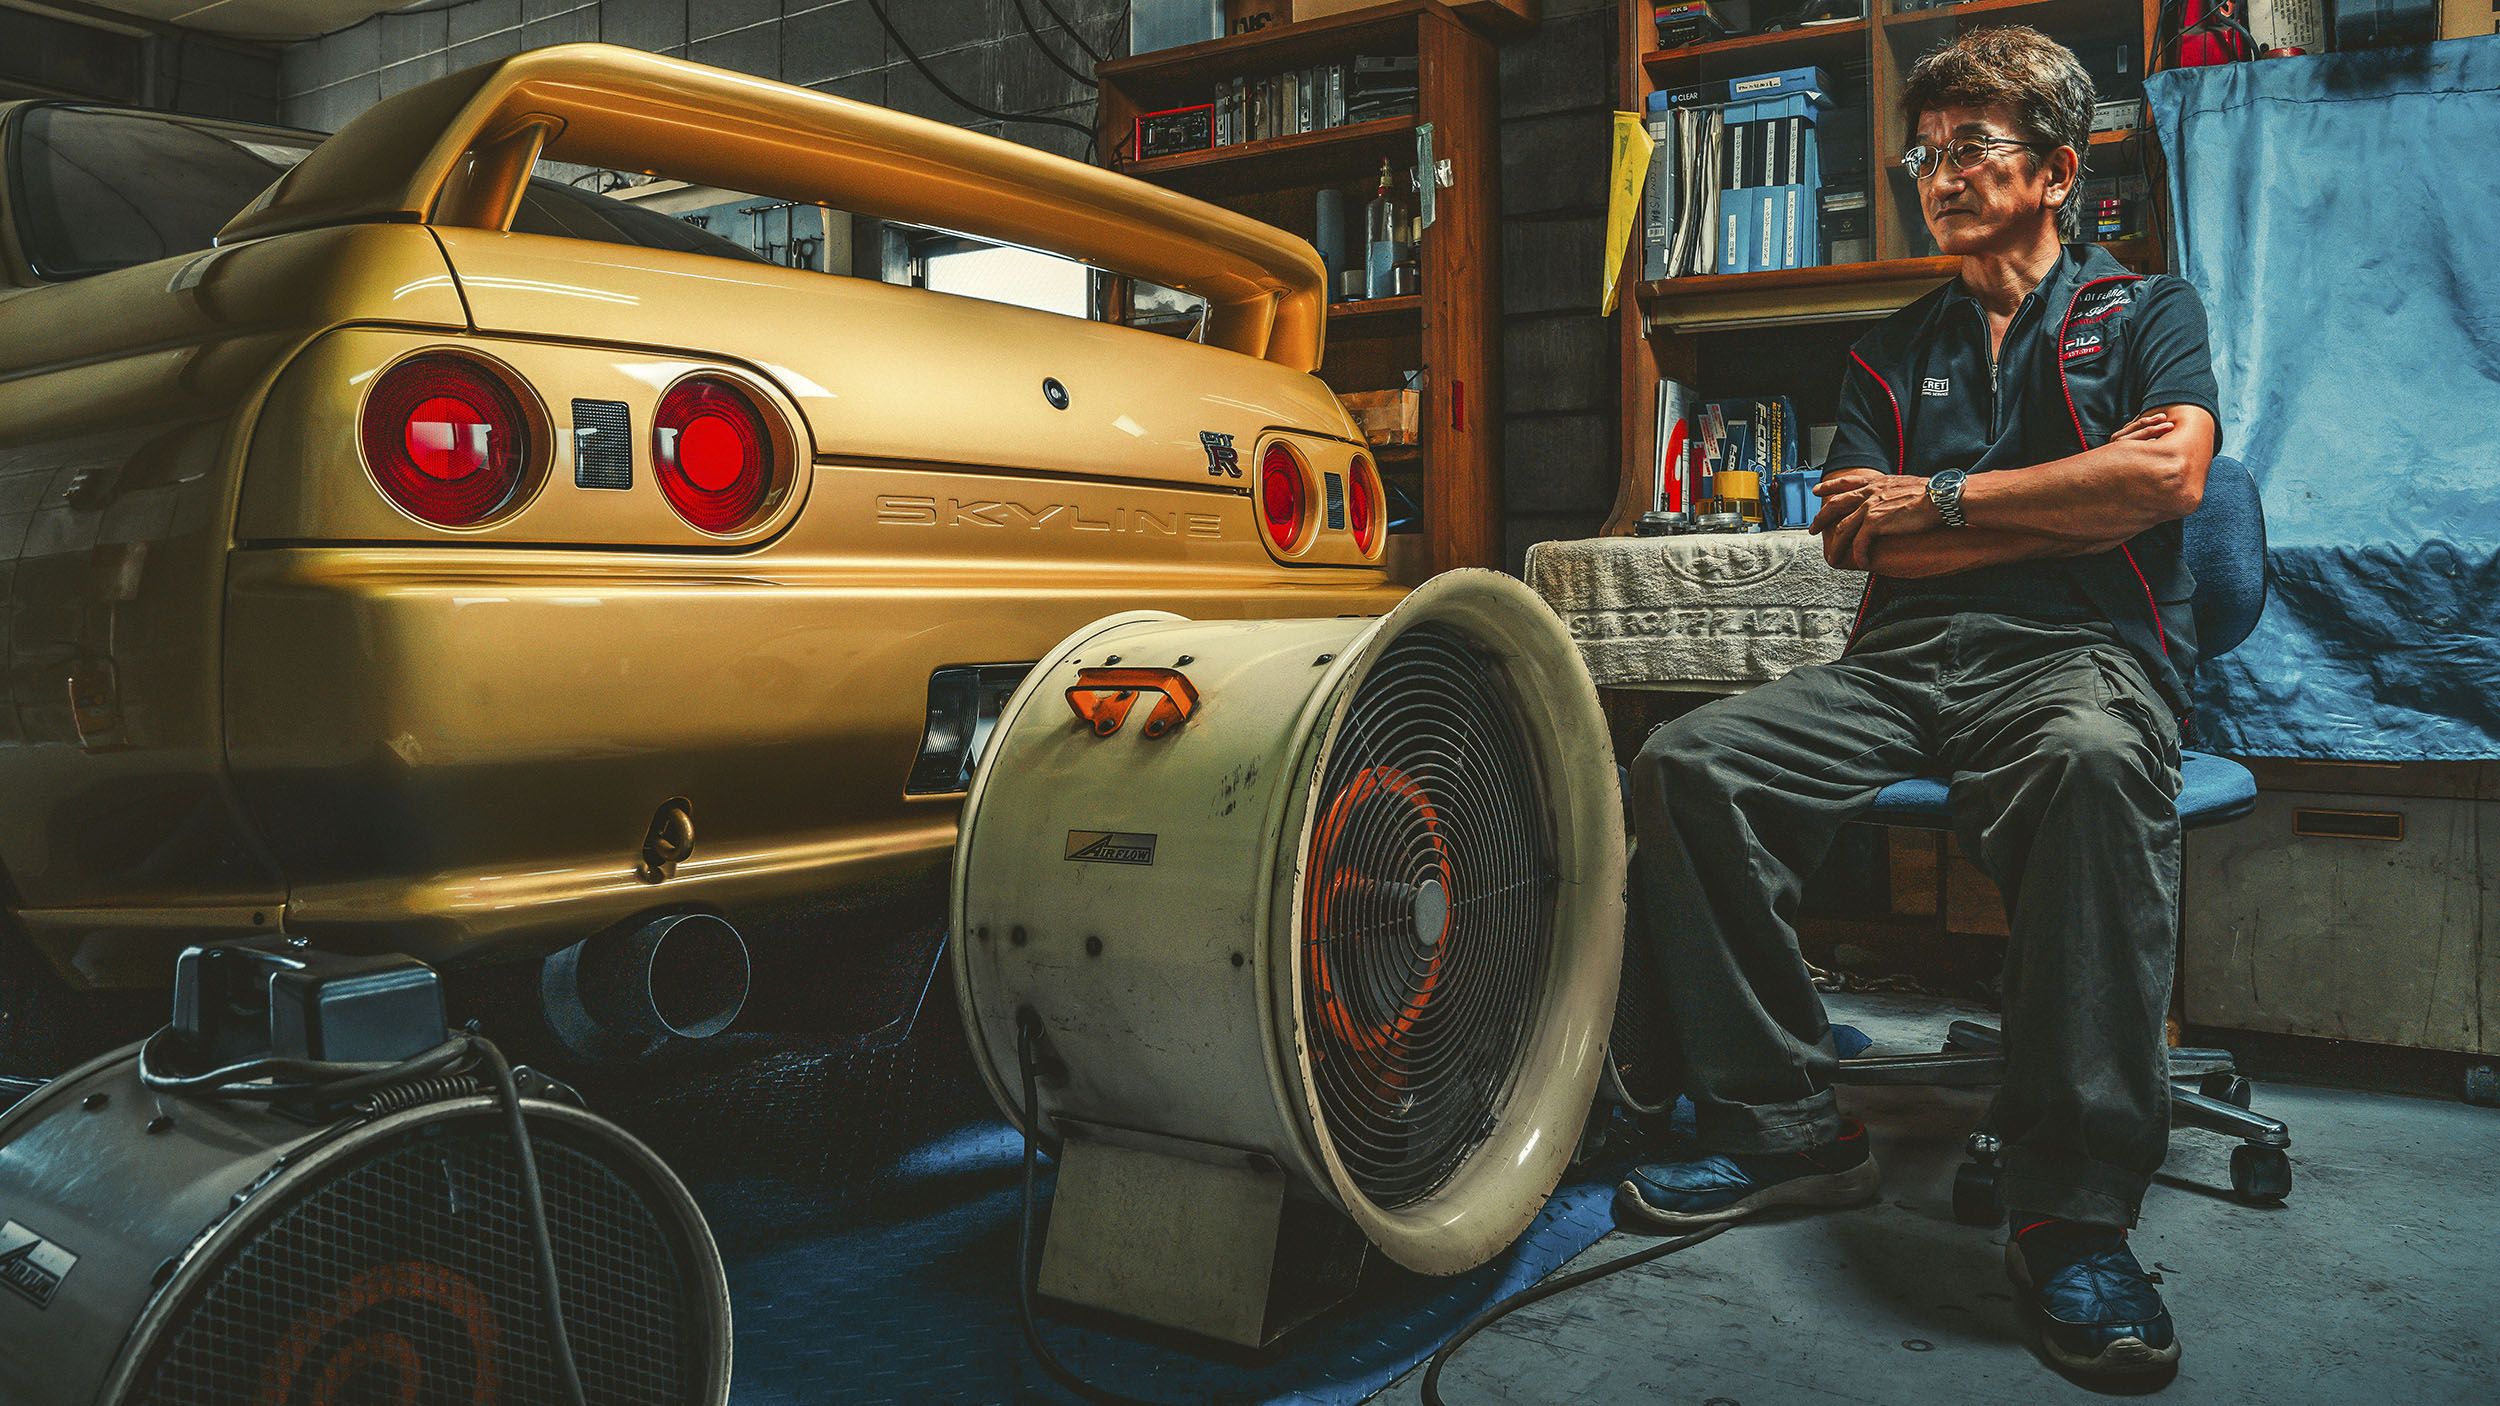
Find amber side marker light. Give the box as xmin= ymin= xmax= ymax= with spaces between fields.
xmin=360 ymin=353 xmax=533 ymax=527
xmin=1261 ymin=442 xmax=1307 ymax=553
xmin=655 ymin=376 xmax=777 ymax=534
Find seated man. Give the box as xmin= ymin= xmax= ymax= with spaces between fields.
xmin=1616 ymin=26 xmax=2219 ymax=1381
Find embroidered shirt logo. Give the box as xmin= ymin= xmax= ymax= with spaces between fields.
xmin=1198 ymin=431 xmax=1241 ymax=479
xmin=1920 ymin=377 xmax=1950 ymax=396
xmin=2061 ymin=334 xmax=2104 ymax=362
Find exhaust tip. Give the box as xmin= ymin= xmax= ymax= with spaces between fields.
xmin=541 ymin=912 xmax=750 ymax=1062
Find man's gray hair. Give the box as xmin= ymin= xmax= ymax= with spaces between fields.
xmin=1902 ymin=26 xmax=2095 ymax=240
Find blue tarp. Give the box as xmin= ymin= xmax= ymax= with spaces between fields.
xmin=2147 ymin=41 xmax=2500 ymax=759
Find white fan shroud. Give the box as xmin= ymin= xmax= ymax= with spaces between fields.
xmin=951 ymin=570 xmax=1624 ymax=1276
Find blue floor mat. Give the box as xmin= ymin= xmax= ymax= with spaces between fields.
xmin=665 ymin=1020 xmax=1871 ymax=1405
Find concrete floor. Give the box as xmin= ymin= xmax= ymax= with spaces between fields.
xmin=1381 ymin=993 xmax=2500 ymax=1406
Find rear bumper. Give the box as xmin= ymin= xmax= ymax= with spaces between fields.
xmin=221 ymin=545 xmax=1404 ymax=968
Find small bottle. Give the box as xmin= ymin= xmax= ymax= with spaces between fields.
xmin=1364 ymin=159 xmax=1398 ymax=300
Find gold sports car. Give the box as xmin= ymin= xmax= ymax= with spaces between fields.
xmin=0 ymin=44 xmax=1403 ymax=1058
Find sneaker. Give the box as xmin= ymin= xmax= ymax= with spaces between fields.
xmin=1616 ymin=1118 xmax=1880 ymax=1230
xmin=2004 ymin=1215 xmax=2182 ymax=1377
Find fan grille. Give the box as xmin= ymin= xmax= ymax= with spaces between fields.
xmin=1301 ymin=623 xmax=1557 ymax=1210
xmin=133 ymin=1115 xmax=704 ymax=1406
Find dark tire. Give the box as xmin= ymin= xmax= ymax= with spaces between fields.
xmin=1952 ymin=1159 xmax=2000 ymax=1226
xmin=2230 ymin=1144 xmax=2292 ymax=1204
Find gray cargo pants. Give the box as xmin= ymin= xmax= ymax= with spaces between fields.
xmin=1626 ymin=612 xmax=2183 ymax=1227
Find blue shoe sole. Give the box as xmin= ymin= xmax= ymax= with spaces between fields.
xmin=1614 ymin=1156 xmax=1881 ymax=1230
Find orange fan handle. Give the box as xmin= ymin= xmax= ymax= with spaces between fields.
xmin=1066 ymin=666 xmax=1199 ymax=739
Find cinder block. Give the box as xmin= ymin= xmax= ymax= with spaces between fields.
xmin=1500 ymin=110 xmax=1607 ymax=218
xmin=783 ymin=1 xmax=886 ymax=86
xmin=884 ymin=43 xmax=998 ymax=125
xmin=689 ymin=21 xmax=780 ymax=79
xmin=690 ymin=0 xmax=779 ymax=42
xmin=381 ymin=51 xmax=452 ymax=98
xmin=1504 ymin=415 xmax=1618 ymax=515
xmin=523 ymin=0 xmax=586 ymax=21
xmin=310 ymin=19 xmax=385 ymax=90
xmin=1505 ymin=514 xmax=1606 ymax=578
xmin=1502 ymin=215 xmax=1603 ymax=316
xmin=997 ymin=35 xmax=1095 ymax=114
xmin=443 ymin=33 xmax=522 ymax=78
xmin=1500 ymin=315 xmax=1614 ymax=415
xmin=602 ymin=0 xmax=690 ymax=55
xmin=451 ymin=0 xmax=523 ymax=47
xmin=521 ymin=9 xmax=600 ymax=52
xmin=285 ymin=72 xmax=382 ymax=136
xmin=1498 ymin=7 xmax=1611 ymax=120
xmin=382 ymin=9 xmax=449 ymax=66
xmin=813 ymin=67 xmax=890 ymax=107
xmin=884 ymin=0 xmax=1002 ymax=55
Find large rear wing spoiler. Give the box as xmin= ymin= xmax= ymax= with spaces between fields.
xmin=220 ymin=44 xmax=1327 ymax=372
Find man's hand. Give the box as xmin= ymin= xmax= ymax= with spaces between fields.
xmin=2108 ymin=409 xmax=2176 ymax=444
xmin=1811 ymin=472 xmax=1940 ymax=570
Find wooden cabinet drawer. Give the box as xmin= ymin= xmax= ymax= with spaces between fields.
xmin=2183 ymin=792 xmax=2486 ymax=1053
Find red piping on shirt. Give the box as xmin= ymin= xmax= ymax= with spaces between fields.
xmin=2057 ymin=274 xmax=2169 ymax=658
xmin=1844 ymin=350 xmax=1905 ymax=643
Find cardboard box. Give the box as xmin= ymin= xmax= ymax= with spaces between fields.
xmin=2441 ymin=0 xmax=2499 ymax=37
xmin=1337 ymin=388 xmax=1420 ymax=445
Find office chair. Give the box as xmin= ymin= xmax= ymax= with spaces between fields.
xmin=1830 ymin=455 xmax=2293 ymax=1224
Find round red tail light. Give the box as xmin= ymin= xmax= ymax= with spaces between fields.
xmin=1261 ymin=443 xmax=1305 ymax=553
xmin=361 ymin=354 xmax=533 ymax=527
xmin=1348 ymin=454 xmax=1379 ymax=555
xmin=655 ymin=377 xmax=777 ymax=534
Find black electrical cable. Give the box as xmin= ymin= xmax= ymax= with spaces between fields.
xmin=1011 ymin=0 xmax=1100 ymax=90
xmin=140 ymin=1026 xmax=591 ymax=1406
xmin=861 ymin=0 xmax=1099 ymax=144
xmin=1419 ymin=1217 xmax=1736 ymax=1406
xmin=1013 ymin=1011 xmax=1178 ymax=1406
xmin=1033 ymin=0 xmax=1110 ymax=67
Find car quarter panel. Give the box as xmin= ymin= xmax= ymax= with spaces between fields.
xmin=0 ymin=224 xmax=466 ymax=986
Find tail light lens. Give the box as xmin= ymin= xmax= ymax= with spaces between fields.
xmin=1348 ymin=454 xmax=1379 ymax=555
xmin=360 ymin=353 xmax=532 ymax=527
xmin=1261 ymin=443 xmax=1306 ymax=553
xmin=655 ymin=377 xmax=777 ymax=534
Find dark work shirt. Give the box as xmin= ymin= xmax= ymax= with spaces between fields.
xmin=1825 ymin=244 xmax=2222 ymax=631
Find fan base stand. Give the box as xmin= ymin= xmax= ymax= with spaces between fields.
xmin=1040 ymin=1121 xmax=1366 ymax=1348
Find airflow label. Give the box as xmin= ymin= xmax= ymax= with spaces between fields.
xmin=1065 ymin=831 xmax=1157 ymax=865
xmin=0 ymin=1220 xmax=77 ymax=1309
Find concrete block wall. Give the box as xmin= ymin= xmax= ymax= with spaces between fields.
xmin=277 ymin=0 xmax=1616 ymax=574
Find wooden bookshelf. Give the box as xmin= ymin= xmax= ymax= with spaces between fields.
xmin=1098 ymin=0 xmax=1505 ymax=576
xmin=1608 ymin=0 xmax=2171 ymax=534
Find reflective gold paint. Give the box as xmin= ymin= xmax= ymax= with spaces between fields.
xmin=0 ymin=46 xmax=1399 ymax=988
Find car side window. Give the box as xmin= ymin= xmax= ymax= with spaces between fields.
xmin=8 ymin=106 xmax=313 ymax=281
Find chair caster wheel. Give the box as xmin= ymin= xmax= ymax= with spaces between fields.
xmin=2200 ymin=1072 xmax=2254 ymax=1107
xmin=1952 ymin=1160 xmax=2000 ymax=1226
xmin=2230 ymin=1144 xmax=2291 ymax=1204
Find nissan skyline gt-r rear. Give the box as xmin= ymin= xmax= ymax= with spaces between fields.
xmin=0 ymin=44 xmax=1404 ymax=1059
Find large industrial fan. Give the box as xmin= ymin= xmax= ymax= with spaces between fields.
xmin=952 ymin=569 xmax=1625 ymax=1347
xmin=0 ymin=939 xmax=731 ymax=1404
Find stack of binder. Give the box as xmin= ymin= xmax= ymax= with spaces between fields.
xmin=1641 ymin=66 xmax=1837 ymax=279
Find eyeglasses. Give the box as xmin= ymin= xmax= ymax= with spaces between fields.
xmin=1898 ymin=137 xmax=2056 ymax=181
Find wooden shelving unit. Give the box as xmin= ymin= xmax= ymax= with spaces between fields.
xmin=1609 ymin=0 xmax=2170 ymax=533
xmin=1097 ymin=0 xmax=1505 ymax=577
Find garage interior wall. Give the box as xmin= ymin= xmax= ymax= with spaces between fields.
xmin=275 ymin=0 xmax=1620 ymax=575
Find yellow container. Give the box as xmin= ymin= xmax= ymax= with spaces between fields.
xmin=1715 ymin=469 xmax=1763 ymax=525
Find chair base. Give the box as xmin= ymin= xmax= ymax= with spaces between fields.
xmin=1833 ymin=1019 xmax=2293 ymax=1224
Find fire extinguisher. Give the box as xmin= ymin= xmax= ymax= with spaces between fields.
xmin=2158 ymin=0 xmax=2258 ymax=67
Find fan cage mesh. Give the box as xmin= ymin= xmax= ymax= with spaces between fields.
xmin=130 ymin=1113 xmax=704 ymax=1406
xmin=1300 ymin=622 xmax=1557 ymax=1210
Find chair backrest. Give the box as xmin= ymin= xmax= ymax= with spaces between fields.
xmin=2181 ymin=456 xmax=2267 ymax=660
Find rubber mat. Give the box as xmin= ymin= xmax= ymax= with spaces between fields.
xmin=590 ymin=950 xmax=1868 ymax=1405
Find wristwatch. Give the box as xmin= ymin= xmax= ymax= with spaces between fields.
xmin=1927 ymin=468 xmax=1970 ymax=529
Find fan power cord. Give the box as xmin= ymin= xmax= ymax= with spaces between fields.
xmin=139 ymin=1027 xmax=591 ymax=1406
xmin=1013 ymin=1010 xmax=1179 ymax=1406
xmin=1419 ymin=1218 xmax=1737 ymax=1406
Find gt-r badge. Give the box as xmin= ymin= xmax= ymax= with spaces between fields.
xmin=1199 ymin=431 xmax=1242 ymax=478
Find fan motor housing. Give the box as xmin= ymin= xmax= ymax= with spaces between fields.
xmin=0 ymin=1044 xmax=732 ymax=1404
xmin=953 ymin=570 xmax=1625 ymax=1289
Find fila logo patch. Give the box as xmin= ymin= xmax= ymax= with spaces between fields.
xmin=1920 ymin=377 xmax=1950 ymax=396
xmin=2062 ymin=334 xmax=2105 ymax=362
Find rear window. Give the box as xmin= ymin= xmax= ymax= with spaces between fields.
xmin=7 ymin=106 xmax=315 ymax=280
xmin=5 ymin=105 xmax=764 ymax=281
